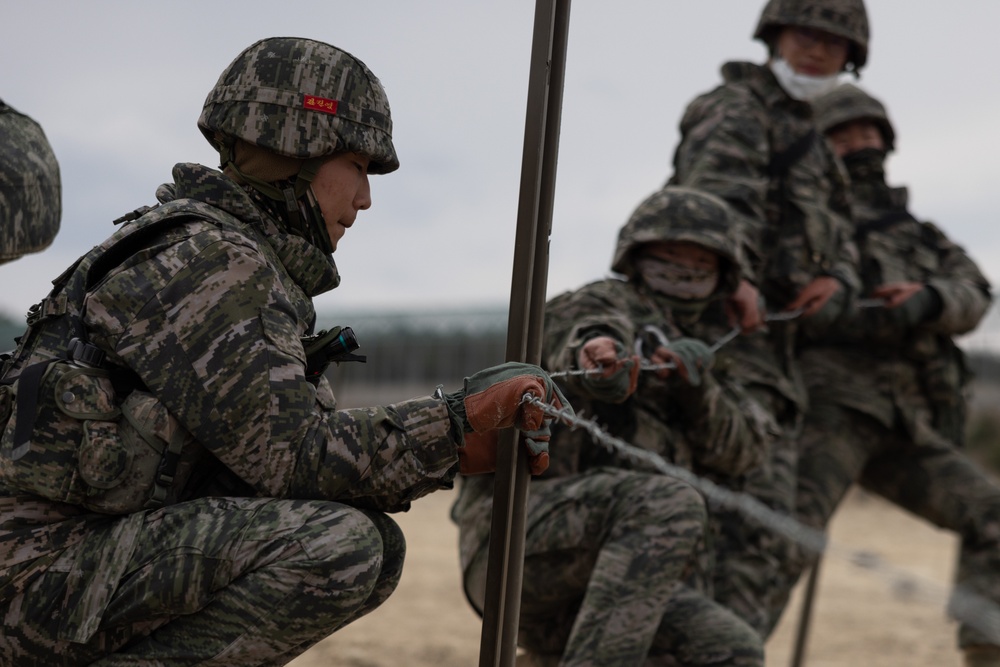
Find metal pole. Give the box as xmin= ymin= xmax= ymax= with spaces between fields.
xmin=478 ymin=1 xmax=572 ymax=666
xmin=790 ymin=558 xmax=823 ymax=667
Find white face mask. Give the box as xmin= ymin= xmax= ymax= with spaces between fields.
xmin=769 ymin=57 xmax=841 ymax=101
xmin=635 ymin=257 xmax=719 ymax=300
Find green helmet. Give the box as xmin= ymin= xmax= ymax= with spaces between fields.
xmin=754 ymin=0 xmax=870 ymax=73
xmin=0 ymin=100 xmax=61 ymax=265
xmin=611 ymin=186 xmax=743 ymax=298
xmin=198 ymin=37 xmax=397 ymax=255
xmin=199 ymin=36 xmax=398 ymax=174
xmin=813 ymin=83 xmax=895 ymax=151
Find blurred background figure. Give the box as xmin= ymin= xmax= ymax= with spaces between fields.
xmin=782 ymin=81 xmax=998 ymax=667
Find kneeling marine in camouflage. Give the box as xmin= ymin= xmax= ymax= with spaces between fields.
xmin=453 ymin=186 xmax=773 ymax=666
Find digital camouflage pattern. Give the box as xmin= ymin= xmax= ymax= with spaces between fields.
xmin=667 ymin=52 xmax=860 ymax=633
xmin=455 ymin=470 xmax=763 ymax=667
xmin=199 ymin=37 xmax=398 ymax=174
xmin=0 ymin=496 xmax=405 ymax=665
xmin=768 ymin=104 xmax=998 ymax=647
xmin=0 ymin=162 xmax=461 ymax=662
xmin=695 ymin=314 xmax=804 ymax=637
xmin=453 ymin=188 xmax=772 ymax=665
xmin=753 ymin=0 xmax=870 ymax=71
xmin=812 ymin=82 xmax=895 ymax=150
xmin=0 ymin=99 xmax=60 ymax=264
xmin=611 ymin=185 xmax=743 ymax=299
xmin=669 ymin=61 xmax=859 ymax=311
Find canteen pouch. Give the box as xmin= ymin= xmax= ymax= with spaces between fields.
xmin=0 ymin=361 xmax=193 ymax=514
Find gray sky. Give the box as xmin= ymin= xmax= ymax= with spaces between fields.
xmin=3 ymin=1 xmax=999 ymax=349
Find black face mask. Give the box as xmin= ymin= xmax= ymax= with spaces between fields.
xmin=840 ymin=147 xmax=887 ymax=184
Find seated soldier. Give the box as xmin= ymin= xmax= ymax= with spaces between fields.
xmin=453 ymin=186 xmax=773 ymax=667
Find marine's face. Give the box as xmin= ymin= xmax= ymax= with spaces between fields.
xmin=310 ymin=152 xmax=372 ymax=251
xmin=776 ymin=25 xmax=849 ymax=77
xmin=637 ymin=240 xmax=722 ymax=300
xmin=642 ymin=240 xmax=720 ymax=273
xmin=826 ymin=120 xmax=885 ymax=158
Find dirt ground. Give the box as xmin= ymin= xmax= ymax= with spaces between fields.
xmin=287 ymin=486 xmax=966 ymax=667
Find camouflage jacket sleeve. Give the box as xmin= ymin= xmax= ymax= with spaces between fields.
xmin=671 ymin=89 xmax=771 ymax=283
xmin=920 ymin=221 xmax=992 ymax=336
xmin=85 ymin=227 xmax=459 ymax=513
xmin=542 ymin=284 xmax=636 ymax=384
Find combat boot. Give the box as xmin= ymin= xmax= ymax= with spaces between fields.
xmin=964 ymin=644 xmax=1000 ymax=667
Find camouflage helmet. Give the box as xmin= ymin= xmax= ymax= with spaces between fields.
xmin=812 ymin=83 xmax=895 ymax=151
xmin=199 ymin=36 xmax=399 ymax=175
xmin=611 ymin=186 xmax=743 ymax=297
xmin=754 ymin=0 xmax=870 ymax=72
xmin=0 ymin=100 xmax=61 ymax=265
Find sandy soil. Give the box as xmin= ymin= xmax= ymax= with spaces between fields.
xmin=287 ymin=486 xmax=966 ymax=667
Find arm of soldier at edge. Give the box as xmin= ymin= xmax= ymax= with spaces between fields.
xmin=98 ymin=237 xmax=461 ymax=513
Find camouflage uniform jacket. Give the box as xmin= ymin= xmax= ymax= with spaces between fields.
xmin=452 ymin=278 xmax=773 ymax=574
xmin=801 ymin=178 xmax=992 ymax=436
xmin=669 ymin=62 xmax=860 ymax=307
xmin=0 ymin=163 xmax=458 ymax=641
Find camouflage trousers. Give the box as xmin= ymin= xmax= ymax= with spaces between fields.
xmin=0 ymin=496 xmax=405 ymax=666
xmin=463 ymin=468 xmax=764 ymax=666
xmin=772 ymin=403 xmax=1000 ymax=647
xmin=709 ymin=426 xmax=800 ymax=637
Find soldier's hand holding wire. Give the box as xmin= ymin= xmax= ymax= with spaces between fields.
xmin=446 ymin=362 xmax=571 ymax=475
xmin=726 ymin=278 xmax=766 ymax=332
xmin=577 ymin=336 xmax=641 ymax=404
xmin=785 ymin=275 xmax=843 ymax=317
xmin=872 ymin=282 xmax=942 ymax=329
xmin=790 ymin=275 xmax=849 ymax=335
xmin=651 ymin=337 xmax=715 ymax=386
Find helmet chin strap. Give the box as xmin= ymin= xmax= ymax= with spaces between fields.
xmin=220 ymin=142 xmax=335 ymax=254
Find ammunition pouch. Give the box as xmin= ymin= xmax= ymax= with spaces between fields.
xmin=0 ymin=358 xmax=194 ymax=514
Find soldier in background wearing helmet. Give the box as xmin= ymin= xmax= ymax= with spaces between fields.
xmin=453 ymin=187 xmax=772 ymax=666
xmin=0 ymin=37 xmax=569 ymax=665
xmin=0 ymin=99 xmax=61 ymax=264
xmin=666 ymin=0 xmax=868 ymax=639
xmin=776 ymin=83 xmax=998 ymax=666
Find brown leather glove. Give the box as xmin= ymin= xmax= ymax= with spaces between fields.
xmin=446 ymin=362 xmax=571 ymax=476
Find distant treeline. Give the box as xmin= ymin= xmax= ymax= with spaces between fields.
xmin=2 ymin=309 xmax=999 ymax=388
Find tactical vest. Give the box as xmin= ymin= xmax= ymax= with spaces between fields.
xmin=0 ymin=200 xmax=249 ymax=514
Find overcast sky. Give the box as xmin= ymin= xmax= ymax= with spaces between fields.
xmin=3 ymin=1 xmax=999 ymax=349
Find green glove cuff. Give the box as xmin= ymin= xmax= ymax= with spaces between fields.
xmin=444 ymin=389 xmax=471 ymax=433
xmin=667 ymin=338 xmax=714 ymax=387
xmin=580 ymin=343 xmax=635 ymax=404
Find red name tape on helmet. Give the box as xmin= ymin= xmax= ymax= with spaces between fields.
xmin=303 ymin=95 xmax=339 ymax=115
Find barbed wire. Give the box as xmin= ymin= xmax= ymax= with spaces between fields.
xmin=521 ymin=393 xmax=1000 ymax=643
xmin=550 ymin=300 xmax=897 ymax=379
xmin=550 ymin=305 xmax=815 ymax=378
